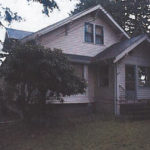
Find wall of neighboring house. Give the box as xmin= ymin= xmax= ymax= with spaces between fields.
xmin=38 ymin=12 xmax=120 ymax=57
xmin=117 ymin=42 xmax=150 ymax=101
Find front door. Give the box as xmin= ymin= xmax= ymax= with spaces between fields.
xmin=125 ymin=65 xmax=136 ymax=100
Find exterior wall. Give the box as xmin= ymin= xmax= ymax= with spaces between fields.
xmin=94 ymin=64 xmax=115 ymax=113
xmin=38 ymin=13 xmax=120 ymax=57
xmin=117 ymin=43 xmax=150 ymax=102
xmin=37 ymin=12 xmax=120 ymax=106
xmin=47 ymin=63 xmax=96 ymax=104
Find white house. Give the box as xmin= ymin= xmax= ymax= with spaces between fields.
xmin=5 ymin=5 xmax=150 ymax=116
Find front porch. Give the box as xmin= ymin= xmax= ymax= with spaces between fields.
xmin=115 ymin=39 xmax=150 ymax=116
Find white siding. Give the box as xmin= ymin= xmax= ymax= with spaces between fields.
xmin=38 ymin=13 xmax=120 ymax=57
xmin=117 ymin=44 xmax=150 ymax=101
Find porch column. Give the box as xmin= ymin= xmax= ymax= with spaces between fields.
xmin=84 ymin=65 xmax=89 ymax=97
xmin=114 ymin=63 xmax=120 ymax=116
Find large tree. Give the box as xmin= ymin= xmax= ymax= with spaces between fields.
xmin=0 ymin=41 xmax=86 ymax=119
xmin=71 ymin=0 xmax=150 ymax=37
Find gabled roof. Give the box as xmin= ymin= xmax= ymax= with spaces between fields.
xmin=93 ymin=34 xmax=148 ymax=63
xmin=6 ymin=28 xmax=33 ymax=40
xmin=22 ymin=4 xmax=130 ymax=42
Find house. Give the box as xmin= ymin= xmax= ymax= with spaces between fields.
xmin=5 ymin=5 xmax=150 ymax=116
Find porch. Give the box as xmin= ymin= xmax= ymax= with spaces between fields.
xmin=115 ymin=39 xmax=150 ymax=116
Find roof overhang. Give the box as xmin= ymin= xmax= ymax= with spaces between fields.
xmin=66 ymin=54 xmax=92 ymax=64
xmin=21 ymin=4 xmax=130 ymax=42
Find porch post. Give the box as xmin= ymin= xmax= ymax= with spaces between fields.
xmin=84 ymin=65 xmax=89 ymax=97
xmin=114 ymin=63 xmax=120 ymax=116
xmin=135 ymin=65 xmax=138 ymax=100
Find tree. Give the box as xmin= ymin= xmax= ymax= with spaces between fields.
xmin=0 ymin=41 xmax=86 ymax=119
xmin=0 ymin=0 xmax=58 ymax=24
xmin=0 ymin=0 xmax=59 ymax=45
xmin=71 ymin=0 xmax=150 ymax=37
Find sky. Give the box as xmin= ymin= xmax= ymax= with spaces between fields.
xmin=0 ymin=0 xmax=79 ymax=43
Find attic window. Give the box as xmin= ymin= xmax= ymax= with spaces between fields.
xmin=95 ymin=25 xmax=104 ymax=44
xmin=84 ymin=23 xmax=104 ymax=45
xmin=85 ymin=23 xmax=94 ymax=43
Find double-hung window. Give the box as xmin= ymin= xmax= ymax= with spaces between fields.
xmin=84 ymin=23 xmax=104 ymax=44
xmin=85 ymin=23 xmax=94 ymax=43
xmin=95 ymin=25 xmax=104 ymax=44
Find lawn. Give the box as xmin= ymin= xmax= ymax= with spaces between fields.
xmin=1 ymin=115 xmax=150 ymax=150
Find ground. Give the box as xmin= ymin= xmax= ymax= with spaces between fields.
xmin=1 ymin=115 xmax=150 ymax=150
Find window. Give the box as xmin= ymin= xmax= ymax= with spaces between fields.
xmin=72 ymin=64 xmax=84 ymax=79
xmin=85 ymin=23 xmax=94 ymax=43
xmin=95 ymin=25 xmax=104 ymax=44
xmin=98 ymin=66 xmax=109 ymax=87
xmin=138 ymin=66 xmax=150 ymax=87
xmin=84 ymin=23 xmax=104 ymax=44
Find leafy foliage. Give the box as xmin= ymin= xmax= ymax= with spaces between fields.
xmin=71 ymin=0 xmax=150 ymax=37
xmin=1 ymin=41 xmax=86 ymax=106
xmin=0 ymin=0 xmax=58 ymax=26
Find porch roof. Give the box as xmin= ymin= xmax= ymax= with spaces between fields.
xmin=93 ymin=34 xmax=148 ymax=63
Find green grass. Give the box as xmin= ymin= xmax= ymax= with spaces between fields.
xmin=1 ymin=115 xmax=150 ymax=150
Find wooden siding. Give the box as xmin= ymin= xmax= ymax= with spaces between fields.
xmin=47 ymin=63 xmax=96 ymax=104
xmin=117 ymin=43 xmax=150 ymax=101
xmin=38 ymin=13 xmax=120 ymax=57
xmin=37 ymin=12 xmax=120 ymax=104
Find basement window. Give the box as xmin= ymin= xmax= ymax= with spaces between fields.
xmin=138 ymin=66 xmax=150 ymax=87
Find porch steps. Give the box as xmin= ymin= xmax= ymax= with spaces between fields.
xmin=120 ymin=103 xmax=150 ymax=120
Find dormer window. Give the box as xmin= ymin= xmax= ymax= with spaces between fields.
xmin=85 ymin=23 xmax=94 ymax=43
xmin=84 ymin=23 xmax=104 ymax=45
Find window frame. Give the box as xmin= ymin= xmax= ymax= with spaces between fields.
xmin=84 ymin=22 xmax=94 ymax=43
xmin=95 ymin=25 xmax=104 ymax=45
xmin=138 ymin=66 xmax=150 ymax=88
xmin=84 ymin=22 xmax=104 ymax=45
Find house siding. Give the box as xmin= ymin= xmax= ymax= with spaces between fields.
xmin=38 ymin=13 xmax=120 ymax=57
xmin=47 ymin=63 xmax=95 ymax=104
xmin=117 ymin=43 xmax=150 ymax=101
xmin=37 ymin=12 xmax=120 ymax=104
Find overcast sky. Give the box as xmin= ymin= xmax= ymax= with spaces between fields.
xmin=0 ymin=0 xmax=79 ymax=43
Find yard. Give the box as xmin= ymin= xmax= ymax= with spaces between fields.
xmin=1 ymin=115 xmax=150 ymax=150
